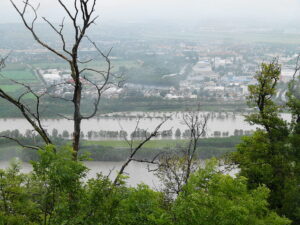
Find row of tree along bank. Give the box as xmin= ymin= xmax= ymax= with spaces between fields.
xmin=0 ymin=127 xmax=254 ymax=140
xmin=0 ymin=135 xmax=242 ymax=162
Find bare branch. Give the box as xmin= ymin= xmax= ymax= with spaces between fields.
xmin=57 ymin=113 xmax=74 ymax=121
xmin=155 ymin=109 xmax=209 ymax=196
xmin=113 ymin=119 xmax=167 ymax=186
xmin=78 ymin=58 xmax=94 ymax=64
xmin=8 ymin=0 xmax=114 ymax=159
xmin=131 ymin=151 xmax=164 ymax=165
xmin=292 ymin=54 xmax=300 ymax=81
xmin=42 ymin=17 xmax=72 ymax=56
xmin=80 ymin=37 xmax=113 ymax=120
xmin=0 ymin=55 xmax=52 ymax=146
xmin=10 ymin=0 xmax=71 ymax=62
xmin=0 ymin=136 xmax=40 ymax=150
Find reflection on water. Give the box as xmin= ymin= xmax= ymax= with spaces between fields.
xmin=0 ymin=111 xmax=291 ymax=138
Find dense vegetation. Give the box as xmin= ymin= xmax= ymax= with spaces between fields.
xmin=231 ymin=61 xmax=300 ymax=224
xmin=0 ymin=146 xmax=290 ymax=225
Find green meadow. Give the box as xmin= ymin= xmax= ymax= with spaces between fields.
xmin=1 ymin=70 xmax=36 ymax=82
xmin=82 ymin=139 xmax=186 ymax=149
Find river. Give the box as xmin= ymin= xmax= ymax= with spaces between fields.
xmin=0 ymin=160 xmax=160 ymax=188
xmin=0 ymin=160 xmax=237 ymax=188
xmin=0 ymin=111 xmax=289 ymax=187
xmin=0 ymin=111 xmax=292 ymax=138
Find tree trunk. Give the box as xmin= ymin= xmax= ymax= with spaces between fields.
xmin=72 ymin=61 xmax=82 ymax=160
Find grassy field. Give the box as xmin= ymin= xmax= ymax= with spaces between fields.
xmin=83 ymin=136 xmax=242 ymax=149
xmin=0 ymin=85 xmax=21 ymax=92
xmin=0 ymin=136 xmax=242 ymax=161
xmin=83 ymin=139 xmax=187 ymax=149
xmin=1 ymin=70 xmax=37 ymax=82
xmin=2 ymin=64 xmax=28 ymax=71
xmin=0 ymin=69 xmax=39 ymax=94
xmin=30 ymin=60 xmax=139 ymax=81
xmin=63 ymin=137 xmax=240 ymax=161
xmin=0 ymin=144 xmax=22 ymax=161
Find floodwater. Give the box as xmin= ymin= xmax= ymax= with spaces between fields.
xmin=0 ymin=111 xmax=292 ymax=138
xmin=0 ymin=160 xmax=237 ymax=188
xmin=0 ymin=111 xmax=288 ymax=187
xmin=0 ymin=160 xmax=160 ymax=188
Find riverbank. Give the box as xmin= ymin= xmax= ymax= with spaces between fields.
xmin=0 ymin=111 xmax=261 ymax=138
xmin=0 ymin=97 xmax=248 ymax=118
xmin=0 ymin=136 xmax=242 ymax=162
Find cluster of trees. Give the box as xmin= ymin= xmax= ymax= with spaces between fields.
xmin=212 ymin=129 xmax=253 ymax=138
xmin=86 ymin=129 xmax=174 ymax=140
xmin=233 ymin=129 xmax=253 ymax=136
xmin=0 ymin=129 xmax=59 ymax=148
xmin=85 ymin=128 xmax=175 ymax=140
xmin=0 ymin=147 xmax=290 ymax=225
xmin=86 ymin=130 xmax=127 ymax=140
xmin=0 ymin=130 xmax=23 ymax=140
xmin=0 ymin=128 xmax=75 ymax=145
xmin=0 ymin=126 xmax=254 ymax=144
xmin=0 ymin=127 xmax=254 ymax=145
xmin=231 ymin=60 xmax=300 ymax=224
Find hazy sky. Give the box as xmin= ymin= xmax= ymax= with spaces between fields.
xmin=0 ymin=0 xmax=300 ymax=26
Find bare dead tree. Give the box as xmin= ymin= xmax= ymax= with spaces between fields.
xmin=0 ymin=66 xmax=52 ymax=148
xmin=3 ymin=0 xmax=116 ymax=159
xmin=0 ymin=57 xmax=5 ymax=70
xmin=182 ymin=110 xmax=208 ymax=183
xmin=155 ymin=110 xmax=209 ymax=196
xmin=287 ymin=54 xmax=300 ymax=124
xmin=113 ymin=118 xmax=167 ymax=186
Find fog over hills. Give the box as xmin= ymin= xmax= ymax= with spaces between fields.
xmin=0 ymin=0 xmax=300 ymax=28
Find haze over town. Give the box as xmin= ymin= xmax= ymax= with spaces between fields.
xmin=0 ymin=0 xmax=300 ymax=224
xmin=0 ymin=0 xmax=300 ymax=26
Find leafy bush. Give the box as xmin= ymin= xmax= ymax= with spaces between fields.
xmin=0 ymin=147 xmax=290 ymax=225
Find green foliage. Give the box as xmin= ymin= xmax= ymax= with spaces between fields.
xmin=0 ymin=70 xmax=37 ymax=82
xmin=172 ymin=160 xmax=291 ymax=225
xmin=232 ymin=60 xmax=300 ymax=224
xmin=233 ymin=131 xmax=274 ymax=189
xmin=286 ymin=74 xmax=300 ymax=122
xmin=232 ymin=131 xmax=294 ymax=211
xmin=0 ymin=147 xmax=290 ymax=225
xmin=112 ymin=184 xmax=171 ymax=225
xmin=0 ymin=161 xmax=40 ymax=225
xmin=245 ymin=61 xmax=287 ymax=135
xmin=30 ymin=146 xmax=89 ymax=224
xmin=285 ymin=67 xmax=300 ymax=223
xmin=0 ymin=146 xmax=90 ymax=224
